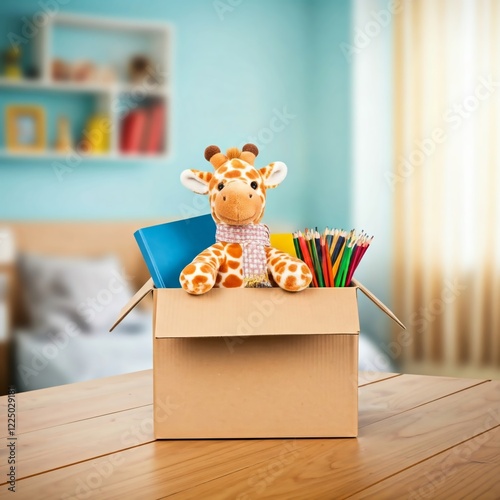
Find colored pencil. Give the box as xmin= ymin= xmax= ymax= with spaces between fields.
xmin=297 ymin=232 xmax=318 ymax=287
xmin=291 ymin=227 xmax=372 ymax=287
xmin=292 ymin=232 xmax=301 ymax=259
xmin=320 ymin=236 xmax=330 ymax=287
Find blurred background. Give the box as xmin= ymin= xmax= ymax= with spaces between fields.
xmin=0 ymin=0 xmax=499 ymax=393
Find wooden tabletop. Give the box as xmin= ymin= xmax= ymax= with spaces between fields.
xmin=0 ymin=370 xmax=499 ymax=499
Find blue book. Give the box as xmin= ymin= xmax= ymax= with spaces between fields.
xmin=134 ymin=214 xmax=216 ymax=288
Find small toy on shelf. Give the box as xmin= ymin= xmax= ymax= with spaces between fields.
xmin=54 ymin=116 xmax=73 ymax=152
xmin=78 ymin=114 xmax=109 ymax=154
xmin=179 ymin=144 xmax=313 ymax=294
xmin=3 ymin=46 xmax=22 ymax=79
xmin=128 ymin=54 xmax=159 ymax=86
xmin=51 ymin=59 xmax=71 ymax=81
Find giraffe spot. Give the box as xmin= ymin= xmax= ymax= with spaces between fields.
xmin=200 ymin=264 xmax=212 ymax=274
xmin=301 ymin=264 xmax=309 ymax=274
xmin=216 ymin=273 xmax=223 ymax=284
xmin=285 ymin=276 xmax=298 ymax=289
xmin=228 ymin=260 xmax=240 ymax=269
xmin=219 ymin=263 xmax=229 ymax=273
xmin=223 ymin=274 xmax=243 ymax=287
xmin=270 ymin=257 xmax=280 ymax=265
xmin=289 ymin=263 xmax=298 ymax=272
xmin=193 ymin=275 xmax=209 ymax=286
xmin=226 ymin=169 xmax=241 ymax=178
xmin=227 ymin=244 xmax=242 ymax=258
xmin=247 ymin=169 xmax=259 ymax=179
xmin=231 ymin=159 xmax=246 ymax=169
xmin=184 ymin=264 xmax=196 ymax=275
xmin=217 ymin=166 xmax=228 ymax=174
xmin=213 ymin=249 xmax=222 ymax=257
xmin=275 ymin=261 xmax=286 ymax=273
xmin=301 ymin=273 xmax=310 ymax=283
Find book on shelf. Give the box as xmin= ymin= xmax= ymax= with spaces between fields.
xmin=120 ymin=101 xmax=165 ymax=154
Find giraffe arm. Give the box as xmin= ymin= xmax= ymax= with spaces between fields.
xmin=180 ymin=243 xmax=226 ymax=295
xmin=265 ymin=247 xmax=312 ymax=292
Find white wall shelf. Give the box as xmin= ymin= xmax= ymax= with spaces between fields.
xmin=1 ymin=13 xmax=172 ymax=161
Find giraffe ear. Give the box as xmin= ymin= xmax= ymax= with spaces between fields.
xmin=259 ymin=161 xmax=287 ymax=188
xmin=180 ymin=169 xmax=213 ymax=194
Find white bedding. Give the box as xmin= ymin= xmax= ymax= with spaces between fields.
xmin=13 ymin=310 xmax=153 ymax=392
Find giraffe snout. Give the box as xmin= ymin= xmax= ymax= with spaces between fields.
xmin=214 ymin=181 xmax=263 ymax=225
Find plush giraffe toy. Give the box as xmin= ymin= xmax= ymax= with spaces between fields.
xmin=179 ymin=144 xmax=313 ymax=295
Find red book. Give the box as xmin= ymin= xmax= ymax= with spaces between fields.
xmin=120 ymin=109 xmax=147 ymax=153
xmin=144 ymin=103 xmax=165 ymax=153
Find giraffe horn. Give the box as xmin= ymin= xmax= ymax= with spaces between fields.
xmin=242 ymin=143 xmax=259 ymax=157
xmin=204 ymin=145 xmax=221 ymax=161
xmin=204 ymin=145 xmax=227 ymax=169
xmin=241 ymin=143 xmax=259 ymax=165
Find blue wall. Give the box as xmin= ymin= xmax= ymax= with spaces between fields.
xmin=0 ymin=0 xmax=352 ymax=231
xmin=306 ymin=0 xmax=352 ymax=230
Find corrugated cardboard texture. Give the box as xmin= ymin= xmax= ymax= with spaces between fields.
xmin=153 ymin=287 xmax=360 ymax=338
xmin=154 ymin=333 xmax=358 ymax=439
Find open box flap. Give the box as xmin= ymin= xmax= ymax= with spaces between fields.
xmin=153 ymin=287 xmax=360 ymax=338
xmin=111 ymin=279 xmax=405 ymax=334
xmin=110 ymin=278 xmax=155 ymax=332
xmin=351 ymin=278 xmax=406 ymax=329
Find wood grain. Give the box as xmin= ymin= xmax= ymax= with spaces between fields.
xmin=357 ymin=371 xmax=400 ymax=386
xmin=0 ymin=405 xmax=154 ymax=483
xmin=9 ymin=439 xmax=311 ymax=499
xmin=168 ymin=379 xmax=499 ymax=499
xmin=350 ymin=425 xmax=500 ymax=499
xmin=8 ymin=374 xmax=496 ymax=499
xmin=0 ymin=370 xmax=152 ymax=437
xmin=358 ymin=373 xmax=486 ymax=427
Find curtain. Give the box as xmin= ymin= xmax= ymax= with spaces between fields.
xmin=393 ymin=0 xmax=500 ymax=374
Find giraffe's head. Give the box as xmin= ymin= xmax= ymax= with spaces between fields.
xmin=180 ymin=144 xmax=287 ymax=225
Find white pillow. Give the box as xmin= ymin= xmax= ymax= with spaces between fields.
xmin=18 ymin=253 xmax=139 ymax=334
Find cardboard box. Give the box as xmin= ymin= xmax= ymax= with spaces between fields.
xmin=112 ymin=278 xmax=403 ymax=439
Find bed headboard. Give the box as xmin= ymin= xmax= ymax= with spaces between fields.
xmin=3 ymin=220 xmax=163 ymax=325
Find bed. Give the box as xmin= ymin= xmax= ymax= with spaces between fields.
xmin=7 ymin=220 xmax=159 ymax=392
xmin=5 ymin=220 xmax=394 ymax=393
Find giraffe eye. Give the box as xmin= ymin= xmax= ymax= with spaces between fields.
xmin=217 ymin=183 xmax=225 ymax=191
xmin=250 ymin=181 xmax=258 ymax=190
